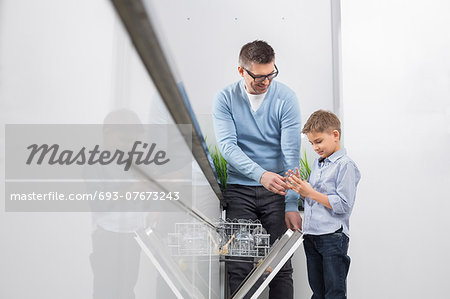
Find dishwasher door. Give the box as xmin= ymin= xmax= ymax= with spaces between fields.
xmin=231 ymin=229 xmax=304 ymax=299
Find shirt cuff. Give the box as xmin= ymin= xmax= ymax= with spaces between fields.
xmin=250 ymin=166 xmax=266 ymax=184
xmin=328 ymin=194 xmax=347 ymax=214
xmin=285 ymin=201 xmax=299 ymax=212
xmin=285 ymin=190 xmax=300 ymax=212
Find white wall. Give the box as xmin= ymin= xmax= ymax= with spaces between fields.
xmin=341 ymin=1 xmax=450 ymax=298
xmin=148 ymin=0 xmax=336 ymax=149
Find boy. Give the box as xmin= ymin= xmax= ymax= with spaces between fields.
xmin=286 ymin=110 xmax=361 ymax=299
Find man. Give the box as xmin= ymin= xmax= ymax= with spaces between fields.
xmin=212 ymin=40 xmax=302 ymax=298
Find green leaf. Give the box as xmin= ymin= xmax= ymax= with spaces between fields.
xmin=208 ymin=144 xmax=228 ymax=190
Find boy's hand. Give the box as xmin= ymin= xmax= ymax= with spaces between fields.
xmin=286 ymin=168 xmax=333 ymax=210
xmin=285 ymin=211 xmax=302 ymax=231
xmin=286 ymin=171 xmax=314 ymax=198
xmin=260 ymin=171 xmax=289 ymax=195
xmin=287 ymin=167 xmax=301 ymax=179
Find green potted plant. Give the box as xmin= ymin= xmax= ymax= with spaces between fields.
xmin=298 ymin=150 xmax=311 ymax=211
xmin=208 ymin=144 xmax=228 ymax=192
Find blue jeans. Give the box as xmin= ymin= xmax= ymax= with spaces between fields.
xmin=224 ymin=184 xmax=293 ymax=299
xmin=303 ymin=230 xmax=350 ymax=299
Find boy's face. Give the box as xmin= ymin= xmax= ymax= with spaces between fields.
xmin=306 ymin=130 xmax=341 ymax=159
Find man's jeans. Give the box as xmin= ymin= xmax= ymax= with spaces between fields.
xmin=303 ymin=230 xmax=351 ymax=299
xmin=224 ymin=184 xmax=293 ymax=299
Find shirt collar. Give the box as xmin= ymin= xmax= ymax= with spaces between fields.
xmin=321 ymin=148 xmax=346 ymax=164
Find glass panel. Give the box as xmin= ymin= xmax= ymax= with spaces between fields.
xmin=0 ymin=1 xmax=220 ymax=298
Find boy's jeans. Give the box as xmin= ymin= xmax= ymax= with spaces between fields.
xmin=303 ymin=229 xmax=350 ymax=299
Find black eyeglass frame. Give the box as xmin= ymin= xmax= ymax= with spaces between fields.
xmin=244 ymin=65 xmax=279 ymax=83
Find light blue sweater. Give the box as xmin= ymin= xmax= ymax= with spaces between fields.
xmin=212 ymin=79 xmax=301 ymax=212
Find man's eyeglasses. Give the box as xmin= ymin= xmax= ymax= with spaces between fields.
xmin=244 ymin=65 xmax=279 ymax=83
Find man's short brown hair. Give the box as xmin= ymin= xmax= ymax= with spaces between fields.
xmin=302 ymin=110 xmax=341 ymax=138
xmin=239 ymin=40 xmax=275 ymax=68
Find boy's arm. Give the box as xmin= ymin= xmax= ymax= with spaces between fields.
xmin=327 ymin=162 xmax=361 ymax=214
xmin=286 ymin=174 xmax=332 ymax=209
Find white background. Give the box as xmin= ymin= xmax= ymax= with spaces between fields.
xmin=341 ymin=1 xmax=450 ymax=298
xmin=1 ymin=0 xmax=449 ymax=298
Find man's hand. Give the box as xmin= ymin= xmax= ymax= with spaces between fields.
xmin=285 ymin=211 xmax=302 ymax=231
xmin=260 ymin=171 xmax=289 ymax=195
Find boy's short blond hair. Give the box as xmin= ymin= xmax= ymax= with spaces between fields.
xmin=302 ymin=110 xmax=341 ymax=138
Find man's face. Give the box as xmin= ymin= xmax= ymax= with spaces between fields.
xmin=306 ymin=130 xmax=341 ymax=159
xmin=238 ymin=61 xmax=277 ymax=95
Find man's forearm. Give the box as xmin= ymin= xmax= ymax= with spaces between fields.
xmin=222 ymin=143 xmax=266 ymax=183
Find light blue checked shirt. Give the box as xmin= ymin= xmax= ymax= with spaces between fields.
xmin=302 ymin=148 xmax=361 ymax=237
